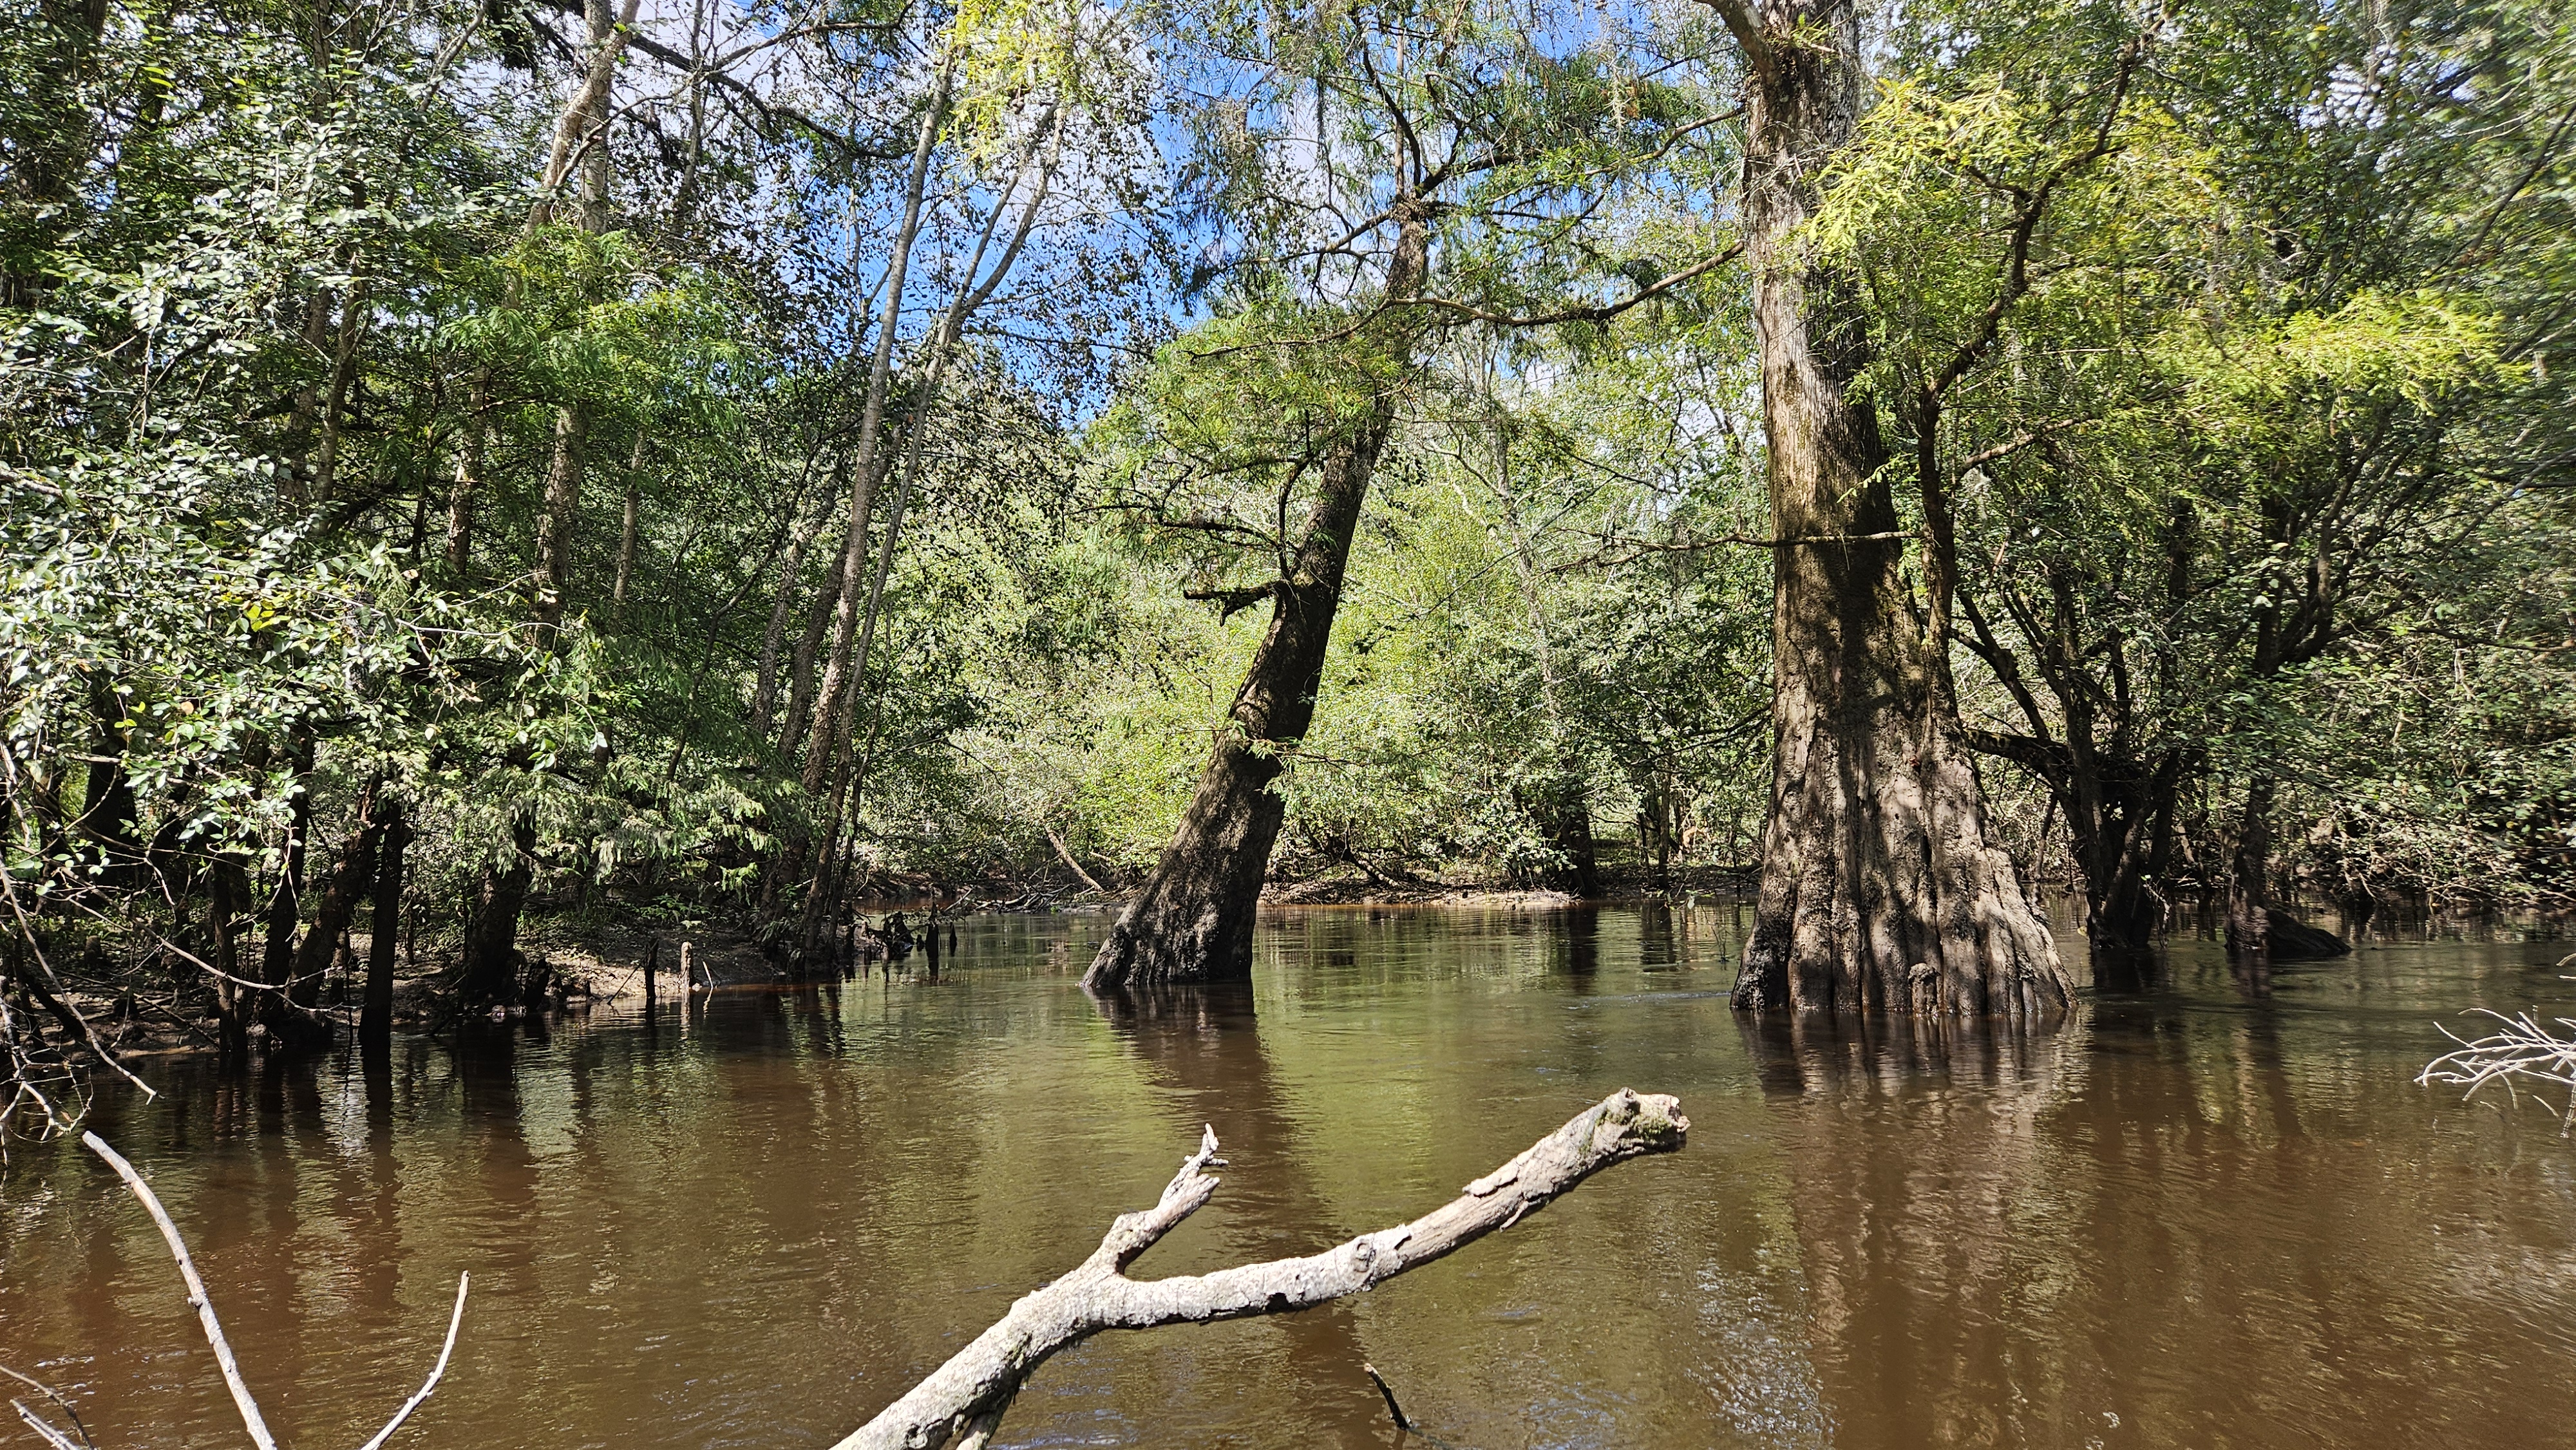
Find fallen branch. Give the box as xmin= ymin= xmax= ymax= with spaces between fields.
xmin=1 ymin=1364 xmax=93 ymax=1450
xmin=1042 ymin=824 xmax=1108 ymax=896
xmin=354 ymin=1274 xmax=470 ymax=1450
xmin=82 ymin=1133 xmax=471 ymax=1449
xmin=83 ymin=1133 xmax=279 ymax=1450
xmin=2419 ymin=1008 xmax=2576 ymax=1124
xmin=833 ymin=1088 xmax=1688 ymax=1450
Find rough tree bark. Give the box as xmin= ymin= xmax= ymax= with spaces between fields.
xmin=1703 ymin=0 xmax=2070 ymax=1021
xmin=831 ymin=1088 xmax=1687 ymax=1450
xmin=1082 ymin=207 xmax=1428 ymax=992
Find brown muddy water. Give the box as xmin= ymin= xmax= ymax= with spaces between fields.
xmin=3 ymin=905 xmax=2573 ymax=1449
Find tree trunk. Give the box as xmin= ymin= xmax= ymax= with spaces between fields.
xmin=611 ymin=430 xmax=645 ymax=612
xmin=1084 ymin=209 xmax=1427 ymax=992
xmin=257 ymin=735 xmax=313 ymax=1008
xmin=2074 ymin=752 xmax=2183 ymax=954
xmin=800 ymin=54 xmax=955 ymax=795
xmin=1530 ymin=779 xmax=1599 ymax=896
xmin=279 ymin=784 xmax=386 ymax=1043
xmin=2225 ymin=773 xmax=2275 ymax=963
xmin=1718 ymin=0 xmax=2069 ymax=1021
xmin=207 ymin=858 xmax=252 ymax=1062
xmin=363 ymin=798 xmax=408 ymax=1053
xmin=534 ymin=402 xmax=586 ymax=629
xmin=753 ymin=480 xmax=834 ymax=741
xmin=781 ymin=536 xmax=844 ymax=762
xmin=279 ymin=287 xmax=334 ymax=507
xmin=3 ymin=0 xmax=111 ymax=306
xmin=75 ymin=683 xmax=140 ymax=885
xmin=309 ymin=281 xmax=365 ymax=501
xmin=444 ymin=406 xmax=485 ymax=576
xmin=459 ymin=816 xmax=537 ymax=1006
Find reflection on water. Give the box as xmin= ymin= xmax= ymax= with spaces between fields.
xmin=3 ymin=906 xmax=2572 ymax=1449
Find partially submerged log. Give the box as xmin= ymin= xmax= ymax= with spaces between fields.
xmin=833 ymin=1087 xmax=1688 ymax=1450
xmin=2264 ymin=908 xmax=2351 ymax=960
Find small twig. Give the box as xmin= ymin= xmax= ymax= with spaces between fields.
xmin=1362 ymin=1362 xmax=1412 ymax=1431
xmin=0 ymin=1368 xmax=93 ymax=1450
xmin=81 ymin=1133 xmax=279 ymax=1450
xmin=354 ymin=1273 xmax=469 ymax=1450
xmin=12 ymin=1400 xmax=82 ymax=1450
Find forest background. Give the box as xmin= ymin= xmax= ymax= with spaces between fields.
xmin=3 ymin=0 xmax=2570 ymax=1121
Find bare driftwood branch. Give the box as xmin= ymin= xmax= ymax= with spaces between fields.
xmin=12 ymin=1400 xmax=83 ymax=1450
xmin=82 ymin=1133 xmax=472 ymax=1449
xmin=82 ymin=1133 xmax=280 ymax=1450
xmin=354 ymin=1274 xmax=471 ymax=1450
xmin=832 ymin=1088 xmax=1689 ymax=1450
xmin=0 ymin=1367 xmax=93 ymax=1450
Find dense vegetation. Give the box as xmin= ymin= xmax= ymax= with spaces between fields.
xmin=3 ymin=0 xmax=2568 ymax=1119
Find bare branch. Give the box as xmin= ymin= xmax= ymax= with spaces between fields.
xmin=355 ymin=1274 xmax=471 ymax=1450
xmin=0 ymin=1369 xmax=93 ymax=1450
xmin=1182 ymin=581 xmax=1285 ymax=620
xmin=82 ymin=1133 xmax=279 ymax=1450
xmin=831 ymin=1089 xmax=1688 ymax=1450
xmin=1407 ymin=244 xmax=1744 ymax=328
xmin=12 ymin=1402 xmax=80 ymax=1450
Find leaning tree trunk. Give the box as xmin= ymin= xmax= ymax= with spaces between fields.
xmin=1717 ymin=0 xmax=2070 ymax=1020
xmin=1083 ymin=212 xmax=1427 ymax=992
xmin=269 ymin=783 xmax=387 ymax=1051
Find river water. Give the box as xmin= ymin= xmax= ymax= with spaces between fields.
xmin=3 ymin=905 xmax=2571 ymax=1449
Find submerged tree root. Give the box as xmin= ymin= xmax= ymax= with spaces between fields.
xmin=832 ymin=1088 xmax=1690 ymax=1450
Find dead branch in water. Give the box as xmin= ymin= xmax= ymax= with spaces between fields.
xmin=80 ymin=1133 xmax=471 ymax=1448
xmin=2419 ymin=1009 xmax=2576 ymax=1125
xmin=831 ymin=1087 xmax=1689 ymax=1450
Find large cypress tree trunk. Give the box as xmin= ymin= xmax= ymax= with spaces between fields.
xmin=1714 ymin=0 xmax=2070 ymax=1020
xmin=1084 ymin=211 xmax=1428 ymax=992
